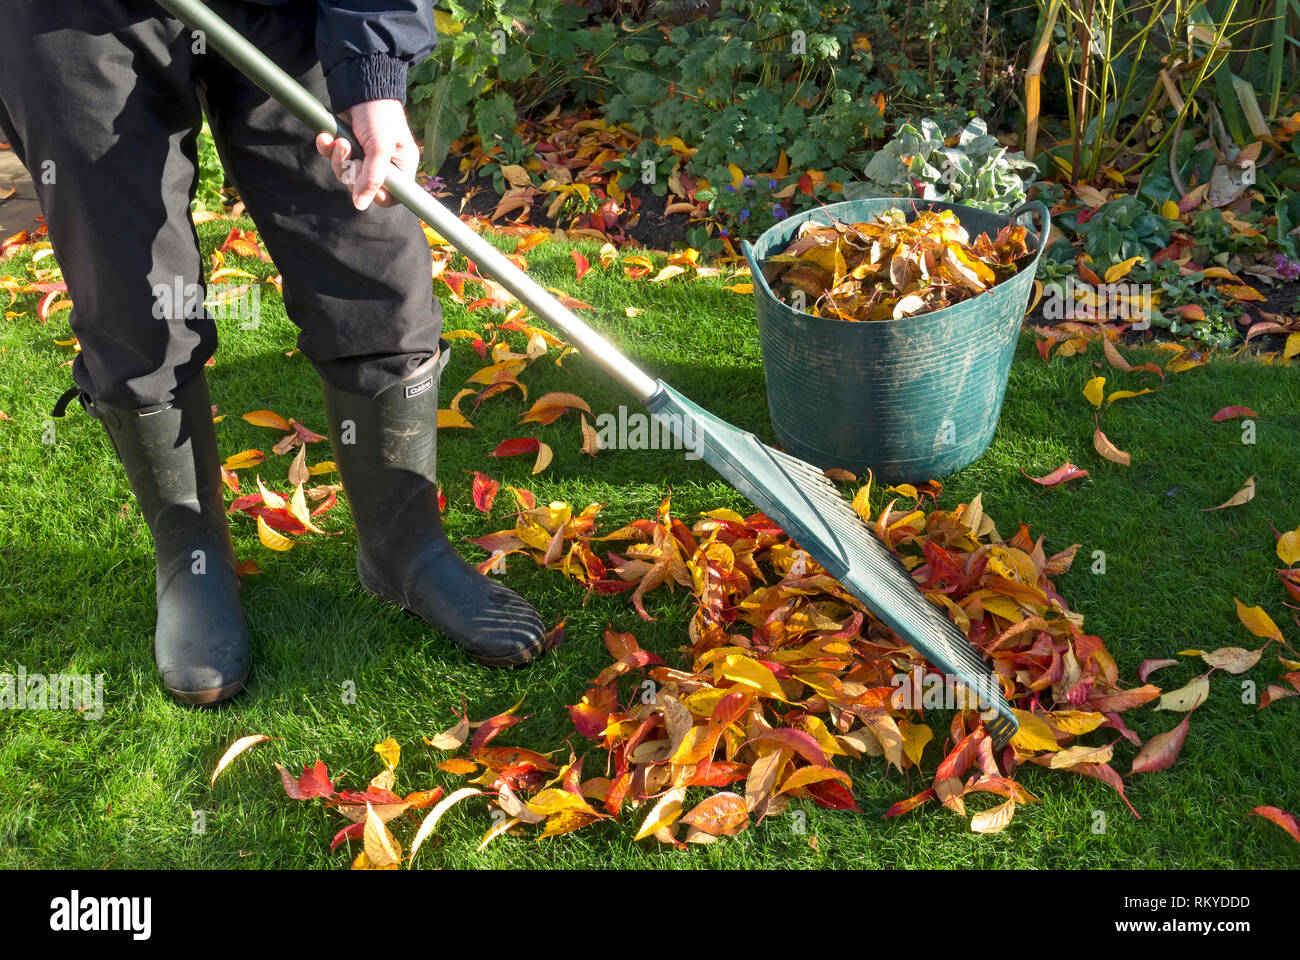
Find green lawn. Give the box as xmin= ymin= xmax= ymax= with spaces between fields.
xmin=2 ymin=223 xmax=1298 ymax=868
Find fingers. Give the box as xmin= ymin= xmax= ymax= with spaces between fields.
xmin=353 ymin=139 xmax=393 ymax=211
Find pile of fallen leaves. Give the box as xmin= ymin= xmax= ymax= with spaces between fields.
xmin=761 ymin=207 xmax=1033 ymax=321
xmin=208 ymin=479 xmax=1298 ymax=866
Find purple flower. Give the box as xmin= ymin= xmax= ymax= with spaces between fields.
xmin=725 ymin=184 xmax=736 ymax=193
xmin=720 ymin=227 xmax=730 ymax=237
xmin=739 ymin=209 xmax=750 ymax=221
xmin=1275 ymin=253 xmax=1300 ymax=281
xmin=772 ymin=204 xmax=787 ymax=221
xmin=742 ymin=175 xmax=754 ymax=188
xmin=769 ymin=179 xmax=778 ymax=189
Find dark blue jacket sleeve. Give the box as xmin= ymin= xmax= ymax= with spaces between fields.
xmin=315 ymin=0 xmax=438 ymax=112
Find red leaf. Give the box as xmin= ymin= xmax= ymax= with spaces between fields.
xmin=1130 ymin=714 xmax=1191 ymax=774
xmin=1022 ymin=462 xmax=1089 ymax=487
xmin=1209 ymin=405 xmax=1258 ymax=422
xmin=470 ymin=712 xmax=522 ymax=754
xmin=883 ymin=788 xmax=935 ymax=817
xmin=489 ymin=437 xmax=541 ymax=458
xmin=472 ymin=472 xmax=500 ymax=513
xmin=330 ymin=821 xmax=365 ymax=851
xmin=570 ymin=249 xmax=590 ymax=282
xmin=277 ymin=760 xmax=335 ymax=800
xmin=749 ymin=728 xmax=826 ymax=766
xmin=806 ymin=779 xmax=860 ymax=811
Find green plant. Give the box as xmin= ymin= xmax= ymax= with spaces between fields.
xmin=191 ymin=122 xmax=226 ymax=212
xmin=1066 ymin=195 xmax=1173 ymax=271
xmin=1025 ymin=0 xmax=1277 ymax=183
xmin=1146 ymin=263 xmax=1243 ymax=346
xmin=841 ymin=117 xmax=1038 ymax=212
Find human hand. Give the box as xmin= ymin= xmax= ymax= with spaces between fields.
xmin=314 ymin=99 xmax=417 ymax=211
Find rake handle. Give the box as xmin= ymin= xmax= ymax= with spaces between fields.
xmin=156 ymin=0 xmax=660 ymax=404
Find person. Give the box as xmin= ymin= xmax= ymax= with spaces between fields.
xmin=0 ymin=0 xmax=547 ymax=706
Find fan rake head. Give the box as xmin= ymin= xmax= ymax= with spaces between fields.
xmin=647 ymin=381 xmax=1018 ymax=748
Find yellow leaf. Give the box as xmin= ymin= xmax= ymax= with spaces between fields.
xmin=1278 ymin=527 xmax=1300 ymax=566
xmin=970 ymin=797 xmax=1015 ymax=834
xmin=1010 ymin=709 xmax=1061 ymax=753
xmin=532 ymin=441 xmax=553 ymax=475
xmin=363 ymin=802 xmax=403 ymax=867
xmin=1155 ymin=675 xmax=1210 ymax=712
xmin=1044 ymin=710 xmax=1107 ymax=736
xmin=438 ymin=408 xmax=474 ymax=429
xmin=1160 ymin=199 xmax=1181 ymax=219
xmin=432 ymin=9 xmax=464 ymax=35
xmin=1104 ymin=256 xmax=1144 ymax=283
xmin=256 ymin=514 xmax=294 ymax=551
xmin=717 ymin=654 xmax=787 ymax=701
xmin=1202 ymin=475 xmax=1255 ymax=512
xmin=307 ymin=460 xmax=336 ymax=476
xmin=650 ymin=264 xmax=688 ymax=283
xmin=1106 ymin=388 xmax=1155 ymax=405
xmin=222 ymin=449 xmax=266 ymax=470
xmin=634 ymin=786 xmax=686 ymax=841
xmin=1285 ymin=332 xmax=1300 ymax=360
xmin=373 ymin=737 xmax=401 ymax=772
xmin=1235 ymin=597 xmax=1282 ymax=641
xmin=899 ymin=719 xmax=932 ymax=766
xmin=1082 ymin=376 xmax=1106 ymax=408
xmin=288 ymin=483 xmax=327 ymax=534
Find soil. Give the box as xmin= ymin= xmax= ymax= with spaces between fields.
xmin=432 ymin=151 xmax=694 ymax=253
xmin=1024 ymin=273 xmax=1299 ymax=355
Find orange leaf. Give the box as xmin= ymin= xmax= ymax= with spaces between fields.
xmin=223 ymin=449 xmax=266 ymax=470
xmin=1092 ymin=415 xmax=1130 ymax=466
xmin=520 ymin=391 xmax=593 ymax=425
xmin=210 ymin=734 xmax=276 ymax=787
xmin=1250 ymin=806 xmax=1300 ymax=844
xmin=472 ymin=472 xmax=499 ymax=513
xmin=679 ymin=792 xmax=750 ymax=836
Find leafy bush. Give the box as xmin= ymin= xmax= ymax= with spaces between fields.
xmin=841 ymin=117 xmax=1038 ymax=212
xmin=407 ymin=0 xmax=1033 ymax=235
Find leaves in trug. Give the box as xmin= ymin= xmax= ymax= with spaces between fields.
xmin=763 ymin=207 xmax=1031 ymax=322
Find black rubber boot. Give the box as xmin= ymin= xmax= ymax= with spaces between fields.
xmin=74 ymin=375 xmax=250 ymax=704
xmin=321 ymin=346 xmax=546 ymax=667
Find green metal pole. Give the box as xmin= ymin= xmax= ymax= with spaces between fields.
xmin=154 ymin=0 xmax=659 ymax=403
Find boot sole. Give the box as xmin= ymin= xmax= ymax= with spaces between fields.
xmin=356 ymin=564 xmax=541 ymax=668
xmin=165 ymin=674 xmax=248 ymax=706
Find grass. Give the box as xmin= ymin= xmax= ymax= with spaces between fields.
xmin=1 ymin=222 xmax=1298 ymax=869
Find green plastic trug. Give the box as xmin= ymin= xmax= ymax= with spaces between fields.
xmin=744 ymin=199 xmax=1051 ymax=484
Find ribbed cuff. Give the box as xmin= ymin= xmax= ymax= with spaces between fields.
xmin=325 ymin=53 xmax=409 ymax=112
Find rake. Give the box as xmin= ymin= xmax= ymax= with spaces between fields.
xmin=156 ymin=0 xmax=1019 ymax=747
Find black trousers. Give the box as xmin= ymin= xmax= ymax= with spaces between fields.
xmin=0 ymin=0 xmax=441 ymax=409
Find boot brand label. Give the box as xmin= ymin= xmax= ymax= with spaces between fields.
xmin=405 ymin=376 xmax=434 ymax=399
